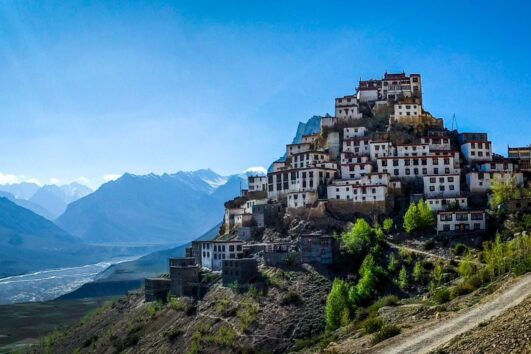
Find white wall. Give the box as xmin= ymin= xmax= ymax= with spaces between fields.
xmin=423 ymin=174 xmax=460 ymax=197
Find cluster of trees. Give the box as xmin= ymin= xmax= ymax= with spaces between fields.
xmin=326 ymin=219 xmax=388 ymax=331
xmin=489 ymin=177 xmax=530 ymax=211
xmin=403 ymin=200 xmax=435 ymax=234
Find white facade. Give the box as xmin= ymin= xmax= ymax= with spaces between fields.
xmin=267 ymin=166 xmax=336 ymax=199
xmin=460 ymin=141 xmax=492 ymax=163
xmin=301 ymin=133 xmax=321 ymax=144
xmin=291 ymin=151 xmax=330 ymax=169
xmin=243 ymin=199 xmax=267 ymax=214
xmin=286 ymin=142 xmax=313 ymax=157
xmin=478 ymin=161 xmax=514 ymax=173
xmin=327 ymin=183 xmax=387 ymax=203
xmin=248 ymin=176 xmax=268 ymax=192
xmin=421 ymin=136 xmax=451 ymax=151
xmin=287 ymin=191 xmax=318 ymax=208
xmin=271 ymin=161 xmax=286 ymax=172
xmin=377 ymin=155 xmax=457 ymax=179
xmin=396 ymin=144 xmax=430 ymax=157
xmin=426 ymin=197 xmax=468 ymax=211
xmin=200 ymin=242 xmax=213 ymax=269
xmin=370 ymin=141 xmax=395 ymax=160
xmin=340 ymin=162 xmax=373 ymax=179
xmin=344 ymin=126 xmax=368 ymax=139
xmin=437 ymin=211 xmax=486 ymax=234
xmin=211 ymin=241 xmax=245 ymax=270
xmin=423 ymin=174 xmax=460 ymax=197
xmin=466 ymin=171 xmax=524 ymax=193
xmin=335 ymin=95 xmax=363 ymax=119
xmin=394 ymin=103 xmax=422 ymax=118
xmin=343 ymin=137 xmax=371 ymax=156
xmin=382 ymin=73 xmax=422 ymax=101
xmin=340 ymin=153 xmax=369 ymax=165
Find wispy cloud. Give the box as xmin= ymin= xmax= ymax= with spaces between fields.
xmin=0 ymin=173 xmax=42 ymax=186
xmin=75 ymin=176 xmax=91 ymax=186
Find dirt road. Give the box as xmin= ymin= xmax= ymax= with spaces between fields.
xmin=370 ymin=272 xmax=531 ymax=354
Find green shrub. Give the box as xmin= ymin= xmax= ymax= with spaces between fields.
xmin=236 ymin=299 xmax=258 ymax=333
xmin=204 ymin=325 xmax=237 ymax=348
xmin=325 ymin=279 xmax=351 ymax=331
xmin=432 ymin=286 xmax=450 ymax=304
xmin=215 ymin=299 xmax=236 ymax=317
xmin=453 ymin=243 xmax=468 ymax=256
xmin=362 ymin=317 xmax=384 ymax=334
xmin=383 ymin=218 xmax=394 ymax=233
xmin=368 ymin=295 xmax=399 ymax=315
xmin=168 ymin=297 xmax=186 ymax=311
xmin=398 ymin=266 xmax=409 ymax=290
xmin=371 ymin=325 xmax=401 ymax=344
xmin=146 ymin=301 xmax=163 ymax=318
xmin=165 ymin=326 xmax=184 ymax=341
xmin=247 ymin=285 xmax=261 ymax=298
xmin=387 ymin=254 xmax=400 ymax=273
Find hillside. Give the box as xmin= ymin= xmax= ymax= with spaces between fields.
xmin=56 ymin=170 xmax=243 ymax=245
xmin=35 ymin=265 xmax=331 ymax=354
xmin=0 ymin=197 xmax=103 ymax=277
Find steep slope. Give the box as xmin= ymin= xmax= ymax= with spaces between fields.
xmin=29 ymin=182 xmax=92 ymax=219
xmin=56 ymin=171 xmax=242 ymax=245
xmin=0 ymin=191 xmax=55 ymax=220
xmin=0 ymin=197 xmax=108 ymax=277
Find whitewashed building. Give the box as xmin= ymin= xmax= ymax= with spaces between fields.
xmin=426 ymin=196 xmax=468 ymax=211
xmin=423 ymin=174 xmax=460 ymax=197
xmin=466 ymin=171 xmax=524 ymax=193
xmin=340 ymin=162 xmax=373 ymax=179
xmin=291 ymin=151 xmax=330 ymax=169
xmin=478 ymin=161 xmax=515 ymax=173
xmin=381 ymin=72 xmax=422 ymax=101
xmin=210 ymin=241 xmax=245 ymax=270
xmin=370 ymin=141 xmax=395 ymax=160
xmin=344 ymin=126 xmax=368 ymax=139
xmin=396 ymin=144 xmax=430 ymax=157
xmin=287 ymin=191 xmax=318 ymax=208
xmin=357 ymin=79 xmax=381 ymax=102
xmin=343 ymin=137 xmax=371 ymax=156
xmin=301 ymin=133 xmax=321 ymax=144
xmin=267 ymin=166 xmax=337 ymax=200
xmin=394 ymin=103 xmax=422 ymax=118
xmin=340 ymin=153 xmax=369 ymax=165
xmin=377 ymin=154 xmax=457 ymax=179
xmin=436 ymin=210 xmax=486 ymax=234
xmin=421 ymin=136 xmax=451 ymax=151
xmin=286 ymin=142 xmax=313 ymax=157
xmin=461 ymin=140 xmax=493 ymax=163
xmin=248 ymin=176 xmax=268 ymax=193
xmin=327 ymin=182 xmax=387 ymax=203
xmin=335 ymin=95 xmax=363 ymax=119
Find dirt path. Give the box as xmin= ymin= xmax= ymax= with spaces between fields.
xmin=385 ymin=241 xmax=482 ymax=265
xmin=369 ymin=272 xmax=531 ymax=354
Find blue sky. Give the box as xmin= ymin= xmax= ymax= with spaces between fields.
xmin=0 ymin=1 xmax=530 ymax=188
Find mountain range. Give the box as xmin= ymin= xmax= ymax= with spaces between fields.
xmin=0 ymin=182 xmax=92 ymax=220
xmin=56 ymin=169 xmax=246 ymax=245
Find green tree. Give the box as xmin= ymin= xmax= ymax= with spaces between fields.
xmin=342 ymin=218 xmax=375 ymax=257
xmin=403 ymin=202 xmax=420 ymax=233
xmin=432 ymin=260 xmax=444 ymax=287
xmin=387 ymin=253 xmax=400 ymax=273
xmin=349 ymin=254 xmax=386 ymax=306
xmin=489 ymin=177 xmax=519 ymax=210
xmin=457 ymin=251 xmax=476 ymax=280
xmin=383 ymin=218 xmax=394 ymax=233
xmin=398 ymin=266 xmax=409 ymax=290
xmin=412 ymin=261 xmax=423 ymax=282
xmin=417 ymin=199 xmax=435 ymax=229
xmin=325 ymin=279 xmax=351 ymax=331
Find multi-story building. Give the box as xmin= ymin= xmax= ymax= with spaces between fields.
xmin=396 ymin=143 xmax=430 ymax=157
xmin=340 ymin=153 xmax=369 ymax=164
xmin=436 ymin=210 xmax=486 ymax=234
xmin=344 ymin=126 xmax=368 ymax=139
xmin=370 ymin=141 xmax=395 ymax=160
xmin=327 ymin=182 xmax=387 ymax=203
xmin=423 ymin=174 xmax=460 ymax=197
xmin=335 ymin=95 xmax=363 ymax=119
xmin=466 ymin=171 xmax=524 ymax=193
xmin=343 ymin=137 xmax=371 ymax=156
xmin=421 ymin=136 xmax=452 ymax=151
xmin=357 ymin=79 xmax=381 ymax=102
xmin=508 ymin=145 xmax=531 ymax=171
xmin=210 ymin=241 xmax=245 ymax=271
xmin=290 ymin=151 xmax=330 ymax=169
xmin=340 ymin=162 xmax=373 ymax=179
xmin=267 ymin=165 xmax=337 ymax=200
xmin=377 ymin=154 xmax=457 ymax=179
xmin=478 ymin=160 xmax=515 ymax=173
xmin=286 ymin=142 xmax=313 ymax=157
xmin=248 ymin=175 xmax=268 ymax=193
xmin=461 ymin=140 xmax=493 ymax=163
xmin=394 ymin=102 xmax=422 ymax=118
xmin=287 ymin=191 xmax=318 ymax=208
xmin=381 ymin=72 xmax=422 ymax=102
xmin=426 ymin=196 xmax=468 ymax=211
xmin=458 ymin=133 xmax=488 ymax=145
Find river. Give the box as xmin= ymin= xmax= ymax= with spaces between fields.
xmin=0 ymin=257 xmax=139 ymax=304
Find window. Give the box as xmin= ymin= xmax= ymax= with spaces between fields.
xmin=393 ymin=160 xmax=399 ymax=166
xmin=448 ymin=176 xmax=454 ymax=182
xmin=430 ymin=186 xmax=435 ymax=192
xmin=443 ymin=224 xmax=450 ymax=231
xmin=449 ymin=185 xmax=455 ymax=190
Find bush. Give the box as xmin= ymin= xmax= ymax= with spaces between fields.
xmin=325 ymin=279 xmax=351 ymax=331
xmin=450 ymin=282 xmax=475 ymax=298
xmin=168 ymin=297 xmax=186 ymax=311
xmin=383 ymin=218 xmax=394 ymax=233
xmin=146 ymin=301 xmax=163 ymax=318
xmin=398 ymin=266 xmax=409 ymax=290
xmin=342 ymin=218 xmax=376 ymax=257
xmin=387 ymin=254 xmax=400 ymax=273
xmin=371 ymin=325 xmax=401 ymax=344
xmin=432 ymin=286 xmax=450 ymax=304
xmin=368 ymin=295 xmax=400 ymax=315
xmin=363 ymin=317 xmax=384 ymax=334
xmin=413 ymin=261 xmax=424 ymax=283
xmin=453 ymin=243 xmax=468 ymax=256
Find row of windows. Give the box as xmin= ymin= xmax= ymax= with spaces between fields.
xmin=429 ymin=185 xmax=455 ymax=192
xmin=442 ymin=223 xmax=482 ymax=231
xmin=430 ymin=176 xmax=455 ymax=183
xmin=439 ymin=213 xmax=483 ymax=222
xmin=381 ymin=158 xmax=450 ymax=167
xmin=382 ymin=167 xmax=451 ymax=176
